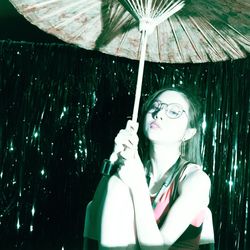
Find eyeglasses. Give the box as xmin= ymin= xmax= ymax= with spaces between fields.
xmin=148 ymin=101 xmax=187 ymax=119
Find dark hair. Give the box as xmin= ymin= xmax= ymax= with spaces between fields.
xmin=138 ymin=86 xmax=203 ymax=166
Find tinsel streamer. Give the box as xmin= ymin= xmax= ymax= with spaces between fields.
xmin=0 ymin=40 xmax=249 ymax=250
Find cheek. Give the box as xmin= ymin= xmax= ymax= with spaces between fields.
xmin=162 ymin=122 xmax=187 ymax=141
xmin=142 ymin=111 xmax=189 ymax=141
xmin=145 ymin=117 xmax=189 ymax=142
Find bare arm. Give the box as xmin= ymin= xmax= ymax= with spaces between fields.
xmin=129 ymin=167 xmax=211 ymax=248
xmin=101 ymin=175 xmax=136 ymax=247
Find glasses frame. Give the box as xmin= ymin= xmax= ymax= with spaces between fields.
xmin=148 ymin=101 xmax=187 ymax=119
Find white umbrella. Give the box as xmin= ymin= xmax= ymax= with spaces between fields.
xmin=9 ymin=0 xmax=250 ymax=121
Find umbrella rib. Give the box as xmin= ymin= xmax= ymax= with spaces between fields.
xmin=115 ymin=21 xmax=134 ymax=54
xmin=137 ymin=2 xmax=145 ymax=19
xmin=150 ymin=0 xmax=160 ymax=17
xmin=168 ymin=18 xmax=184 ymax=62
xmin=158 ymin=0 xmax=180 ymax=16
xmin=22 ymin=0 xmax=60 ymax=11
xmin=154 ymin=0 xmax=185 ymax=27
xmin=37 ymin=0 xmax=86 ymax=20
xmin=158 ymin=0 xmax=177 ymax=17
xmin=224 ymin=23 xmax=250 ymax=43
xmin=203 ymin=20 xmax=245 ymax=57
xmin=156 ymin=25 xmax=162 ymax=62
xmin=189 ymin=16 xmax=222 ymax=60
xmin=53 ymin=2 xmax=100 ymax=29
xmin=120 ymin=0 xmax=142 ymax=20
xmin=176 ymin=15 xmax=203 ymax=62
xmin=146 ymin=0 xmax=152 ymax=16
xmin=152 ymin=0 xmax=172 ymax=18
xmin=138 ymin=0 xmax=145 ymax=16
xmin=108 ymin=4 xmax=134 ymax=34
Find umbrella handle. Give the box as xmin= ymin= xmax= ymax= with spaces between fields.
xmin=132 ymin=29 xmax=148 ymax=123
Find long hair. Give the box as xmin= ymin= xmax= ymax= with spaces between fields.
xmin=138 ymin=86 xmax=203 ymax=167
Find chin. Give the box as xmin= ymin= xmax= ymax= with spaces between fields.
xmin=148 ymin=133 xmax=181 ymax=146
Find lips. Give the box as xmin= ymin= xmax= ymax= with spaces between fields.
xmin=150 ymin=121 xmax=161 ymax=129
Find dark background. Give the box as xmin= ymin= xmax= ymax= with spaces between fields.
xmin=0 ymin=1 xmax=250 ymax=250
xmin=0 ymin=0 xmax=62 ymax=43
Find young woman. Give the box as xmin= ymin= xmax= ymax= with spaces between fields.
xmin=84 ymin=87 xmax=214 ymax=250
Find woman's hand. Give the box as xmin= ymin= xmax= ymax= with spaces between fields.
xmin=110 ymin=120 xmax=138 ymax=162
xmin=110 ymin=120 xmax=145 ymax=189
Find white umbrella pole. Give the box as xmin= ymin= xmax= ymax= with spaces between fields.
xmin=108 ymin=30 xmax=147 ymax=167
xmin=132 ymin=29 xmax=148 ymax=123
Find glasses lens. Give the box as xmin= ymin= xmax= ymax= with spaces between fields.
xmin=166 ymin=104 xmax=183 ymax=119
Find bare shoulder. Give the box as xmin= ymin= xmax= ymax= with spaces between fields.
xmin=179 ymin=163 xmax=211 ymax=198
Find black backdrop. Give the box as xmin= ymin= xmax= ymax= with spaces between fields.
xmin=0 ymin=40 xmax=249 ymax=250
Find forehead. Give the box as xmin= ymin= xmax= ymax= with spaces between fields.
xmin=156 ymin=91 xmax=189 ymax=111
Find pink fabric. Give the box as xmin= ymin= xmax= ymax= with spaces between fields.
xmin=153 ymin=185 xmax=173 ymax=222
xmin=191 ymin=209 xmax=206 ymax=227
xmin=153 ymin=183 xmax=206 ymax=227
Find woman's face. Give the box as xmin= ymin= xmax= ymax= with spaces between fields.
xmin=143 ymin=90 xmax=191 ymax=146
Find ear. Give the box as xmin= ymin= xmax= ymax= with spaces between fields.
xmin=183 ymin=128 xmax=197 ymax=141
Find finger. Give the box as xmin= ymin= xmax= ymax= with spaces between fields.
xmin=115 ymin=136 xmax=133 ymax=150
xmin=114 ymin=130 xmax=127 ymax=145
xmin=119 ymin=149 xmax=134 ymax=160
xmin=115 ymin=130 xmax=135 ymax=148
xmin=128 ymin=136 xmax=138 ymax=150
xmin=126 ymin=120 xmax=139 ymax=133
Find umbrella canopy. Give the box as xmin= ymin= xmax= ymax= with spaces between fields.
xmin=9 ymin=0 xmax=250 ymax=122
xmin=9 ymin=0 xmax=250 ymax=64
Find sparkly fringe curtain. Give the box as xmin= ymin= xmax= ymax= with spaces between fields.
xmin=0 ymin=40 xmax=249 ymax=250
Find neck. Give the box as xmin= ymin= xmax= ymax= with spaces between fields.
xmin=149 ymin=143 xmax=181 ymax=180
